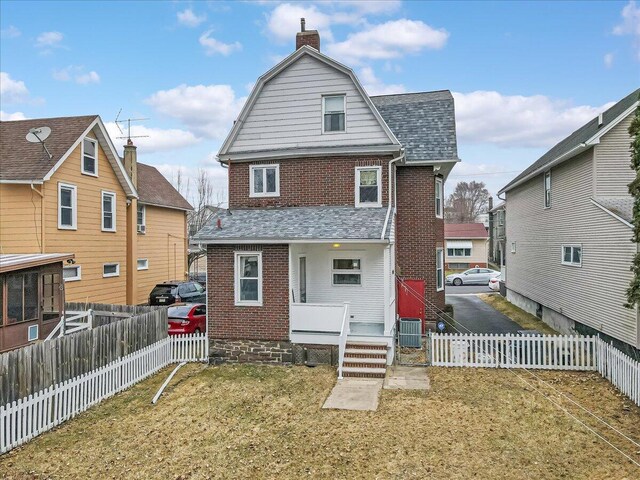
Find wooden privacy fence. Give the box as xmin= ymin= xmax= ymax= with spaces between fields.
xmin=0 ymin=307 xmax=167 ymax=406
xmin=430 ymin=333 xmax=639 ymax=406
xmin=1 ymin=334 xmax=208 ymax=454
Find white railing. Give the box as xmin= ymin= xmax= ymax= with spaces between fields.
xmin=1 ymin=334 xmax=208 ymax=454
xmin=337 ymin=303 xmax=350 ymax=379
xmin=430 ymin=333 xmax=639 ymax=406
xmin=596 ymin=337 xmax=640 ymax=406
xmin=45 ymin=310 xmax=94 ymax=341
xmin=431 ymin=333 xmax=597 ymax=370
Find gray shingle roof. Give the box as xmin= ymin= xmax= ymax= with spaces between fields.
xmin=593 ymin=197 xmax=633 ymax=224
xmin=371 ymin=91 xmax=459 ymax=163
xmin=501 ymin=88 xmax=640 ymax=193
xmin=194 ymin=206 xmax=390 ymax=242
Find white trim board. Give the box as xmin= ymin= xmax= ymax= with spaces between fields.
xmin=590 ymin=198 xmax=633 ymax=229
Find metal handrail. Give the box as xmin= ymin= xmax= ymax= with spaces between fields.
xmin=337 ymin=302 xmax=350 ymax=379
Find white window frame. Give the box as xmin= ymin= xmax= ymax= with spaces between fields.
xmin=435 ymin=177 xmax=444 ymax=218
xmin=58 ymin=182 xmax=77 ymax=230
xmin=511 ymin=241 xmax=517 ymax=253
xmin=234 ymin=251 xmax=263 ymax=306
xmin=137 ymin=258 xmax=149 ymax=271
xmin=63 ymin=265 xmax=82 ymax=282
xmin=249 ymin=164 xmax=280 ymax=198
xmin=543 ymin=170 xmax=551 ymax=209
xmin=331 ymin=258 xmax=362 ymax=287
xmin=447 ymin=247 xmax=472 ymax=257
xmin=81 ymin=137 xmax=98 ymax=176
xmin=355 ymin=166 xmax=382 ymax=208
xmin=436 ymin=248 xmax=444 ymax=292
xmin=101 ymin=190 xmax=116 ymax=232
xmin=137 ymin=204 xmax=146 ymax=233
xmin=28 ymin=325 xmax=39 ymax=342
xmin=103 ymin=263 xmax=120 ymax=278
xmin=322 ymin=94 xmax=347 ymax=134
xmin=561 ymin=244 xmax=582 ymax=267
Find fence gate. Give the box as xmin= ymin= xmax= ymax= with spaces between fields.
xmin=396 ymin=319 xmax=430 ymax=366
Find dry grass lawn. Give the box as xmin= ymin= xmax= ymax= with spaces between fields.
xmin=1 ymin=364 xmax=639 ymax=479
xmin=479 ymin=293 xmax=559 ymax=334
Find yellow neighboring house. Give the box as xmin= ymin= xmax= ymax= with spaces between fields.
xmin=0 ymin=115 xmax=192 ymax=305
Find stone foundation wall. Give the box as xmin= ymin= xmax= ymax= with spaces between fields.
xmin=209 ymin=339 xmax=293 ymax=364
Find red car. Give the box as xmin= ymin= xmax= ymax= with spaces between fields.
xmin=167 ymin=303 xmax=206 ymax=335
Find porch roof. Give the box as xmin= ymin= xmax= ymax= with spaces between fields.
xmin=0 ymin=253 xmax=74 ymax=274
xmin=193 ymin=206 xmax=391 ymax=244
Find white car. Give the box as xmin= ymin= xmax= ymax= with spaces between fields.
xmin=488 ymin=274 xmax=501 ymax=291
xmin=446 ymin=268 xmax=500 ymax=286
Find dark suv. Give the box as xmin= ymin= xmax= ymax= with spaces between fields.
xmin=149 ymin=281 xmax=206 ymax=306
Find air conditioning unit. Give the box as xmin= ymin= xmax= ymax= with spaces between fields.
xmin=137 ymin=225 xmax=146 ymax=234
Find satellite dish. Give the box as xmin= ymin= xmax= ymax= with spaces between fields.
xmin=25 ymin=126 xmax=53 ymax=159
xmin=26 ymin=126 xmax=51 ymax=143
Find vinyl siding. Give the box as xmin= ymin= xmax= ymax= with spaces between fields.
xmin=506 ymin=149 xmax=638 ymax=347
xmin=229 ymin=55 xmax=391 ymax=153
xmin=290 ymin=243 xmax=385 ymax=324
xmin=0 ymin=184 xmax=42 ymax=254
xmin=44 ymin=132 xmax=128 ymax=304
xmin=594 ymin=113 xmax=634 ymax=196
xmin=136 ymin=205 xmax=188 ymax=304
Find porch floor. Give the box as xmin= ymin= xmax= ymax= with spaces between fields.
xmin=349 ymin=322 xmax=385 ymax=336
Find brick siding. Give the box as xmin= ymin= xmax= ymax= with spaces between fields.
xmin=228 ymin=156 xmax=391 ymax=209
xmin=206 ymin=244 xmax=289 ymax=340
xmin=395 ymin=165 xmax=445 ymax=317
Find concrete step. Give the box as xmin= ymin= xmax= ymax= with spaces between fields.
xmin=342 ymin=366 xmax=387 ymax=378
xmin=343 ymin=357 xmax=387 ymax=366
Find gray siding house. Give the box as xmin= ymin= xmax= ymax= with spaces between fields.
xmin=498 ymin=88 xmax=639 ymax=354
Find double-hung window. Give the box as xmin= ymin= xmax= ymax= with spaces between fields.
xmin=250 ymin=165 xmax=279 ymax=197
xmin=561 ymin=244 xmax=582 ymax=267
xmin=435 ymin=177 xmax=444 ymax=218
xmin=137 ymin=204 xmax=146 ymax=233
xmin=332 ymin=258 xmax=362 ymax=286
xmin=323 ymin=95 xmax=345 ymax=133
xmin=436 ymin=248 xmax=444 ymax=292
xmin=58 ymin=182 xmax=77 ymax=230
xmin=235 ymin=252 xmax=262 ymax=305
xmin=101 ymin=191 xmax=116 ymax=232
xmin=544 ymin=171 xmax=551 ymax=208
xmin=355 ymin=166 xmax=382 ymax=207
xmin=82 ymin=137 xmax=98 ymax=176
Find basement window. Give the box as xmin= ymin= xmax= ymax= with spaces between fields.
xmin=137 ymin=259 xmax=149 ymax=271
xmin=82 ymin=137 xmax=98 ymax=176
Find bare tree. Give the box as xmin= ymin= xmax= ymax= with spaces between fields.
xmin=445 ymin=181 xmax=490 ymax=223
xmin=187 ymin=169 xmax=224 ymax=269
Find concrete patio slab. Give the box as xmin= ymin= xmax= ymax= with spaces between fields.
xmin=383 ymin=366 xmax=431 ymax=390
xmin=322 ymin=378 xmax=383 ymax=411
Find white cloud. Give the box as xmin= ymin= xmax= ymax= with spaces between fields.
xmin=177 ymin=8 xmax=207 ymax=27
xmin=199 ymin=30 xmax=242 ymax=56
xmin=0 ymin=110 xmax=27 ymax=121
xmin=613 ymin=1 xmax=640 ymax=59
xmin=1 ymin=25 xmax=21 ymax=38
xmin=266 ymin=3 xmax=334 ymax=44
xmin=145 ymin=84 xmax=246 ymax=140
xmin=52 ymin=66 xmax=100 ymax=84
xmin=453 ymin=91 xmax=616 ymax=148
xmin=604 ymin=52 xmax=614 ymax=68
xmin=104 ymin=122 xmax=200 ymax=154
xmin=326 ymin=19 xmax=449 ymax=64
xmin=358 ymin=66 xmax=406 ymax=96
xmin=0 ymin=72 xmax=29 ymax=104
xmin=336 ymin=1 xmax=401 ymax=15
xmin=35 ymin=31 xmax=63 ymax=48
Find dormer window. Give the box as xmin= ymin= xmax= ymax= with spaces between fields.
xmin=82 ymin=137 xmax=98 ymax=176
xmin=355 ymin=166 xmax=382 ymax=208
xmin=323 ymin=95 xmax=345 ymax=133
xmin=250 ymin=164 xmax=279 ymax=197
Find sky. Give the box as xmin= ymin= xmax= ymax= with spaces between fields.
xmin=1 ymin=0 xmax=639 ymax=205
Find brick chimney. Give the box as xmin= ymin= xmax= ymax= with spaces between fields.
xmin=123 ymin=138 xmax=137 ymax=188
xmin=296 ymin=18 xmax=320 ymax=51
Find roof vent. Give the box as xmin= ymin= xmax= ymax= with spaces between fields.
xmin=597 ymin=112 xmax=603 ymax=127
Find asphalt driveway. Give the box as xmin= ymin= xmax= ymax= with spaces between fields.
xmin=445 ymin=294 xmax=522 ymax=334
xmin=445 ymin=284 xmax=491 ymax=295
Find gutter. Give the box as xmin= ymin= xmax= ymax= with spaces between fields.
xmin=381 ymin=149 xmax=405 ymax=240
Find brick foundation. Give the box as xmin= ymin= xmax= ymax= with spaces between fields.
xmin=209 ymin=339 xmax=293 ymax=364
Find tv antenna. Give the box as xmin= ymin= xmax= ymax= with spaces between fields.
xmin=25 ymin=126 xmax=53 ymax=159
xmin=114 ymin=109 xmax=149 ymax=142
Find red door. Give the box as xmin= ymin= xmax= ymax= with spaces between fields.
xmin=397 ymin=279 xmax=425 ymax=333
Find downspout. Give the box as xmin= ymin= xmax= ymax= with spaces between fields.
xmin=381 ymin=149 xmax=405 ymax=240
xmin=31 ymin=183 xmax=45 ymax=253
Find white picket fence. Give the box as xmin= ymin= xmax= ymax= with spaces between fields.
xmin=1 ymin=334 xmax=208 ymax=454
xmin=431 ymin=333 xmax=639 ymax=406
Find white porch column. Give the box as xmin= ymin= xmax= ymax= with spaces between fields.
xmin=383 ymin=245 xmax=391 ymax=335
